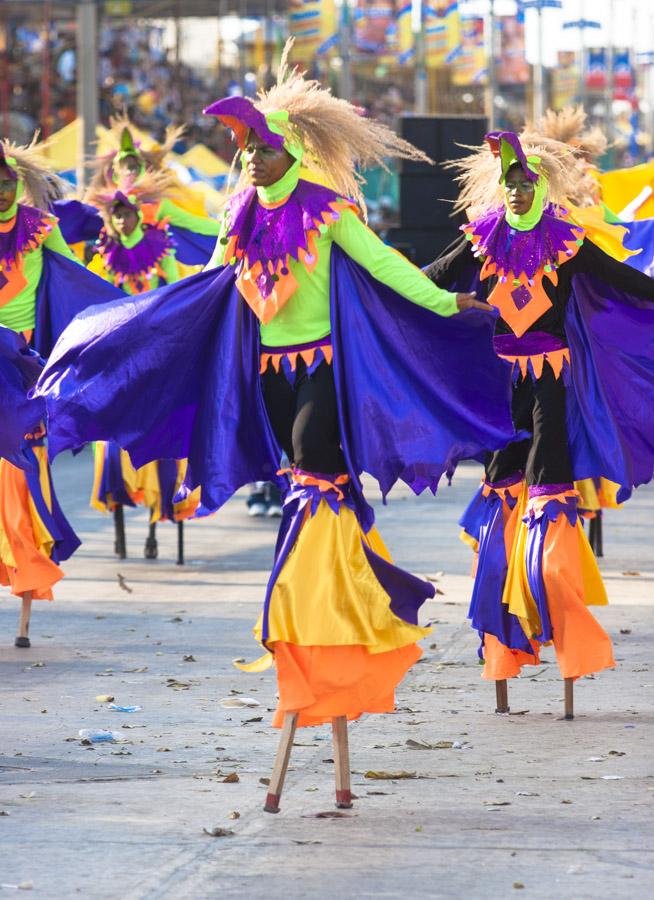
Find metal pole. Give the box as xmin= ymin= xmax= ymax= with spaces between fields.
xmin=0 ymin=4 xmax=10 ymax=138
xmin=533 ymin=5 xmax=545 ymax=121
xmin=339 ymin=1 xmax=353 ymax=102
xmin=412 ymin=0 xmax=427 ymax=114
xmin=76 ymin=0 xmax=98 ymax=193
xmin=487 ymin=0 xmax=497 ymax=129
xmin=41 ymin=0 xmax=52 ymax=140
xmin=579 ymin=1 xmax=587 ymax=112
xmin=605 ymin=0 xmax=615 ymax=147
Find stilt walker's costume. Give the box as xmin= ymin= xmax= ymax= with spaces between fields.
xmin=55 ymin=119 xmax=221 ymax=267
xmin=84 ymin=173 xmax=200 ymax=530
xmin=34 ymin=55 xmax=520 ymax=805
xmin=0 ymin=139 xmax=120 ymax=629
xmin=427 ymin=131 xmax=654 ymax=703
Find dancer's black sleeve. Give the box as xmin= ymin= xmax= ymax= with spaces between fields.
xmin=565 ymin=239 xmax=654 ymax=299
xmin=424 ymin=235 xmax=479 ymax=290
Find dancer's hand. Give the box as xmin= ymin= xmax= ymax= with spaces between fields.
xmin=456 ymin=291 xmax=493 ymax=313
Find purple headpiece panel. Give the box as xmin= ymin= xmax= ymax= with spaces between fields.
xmin=203 ymin=97 xmax=284 ymax=151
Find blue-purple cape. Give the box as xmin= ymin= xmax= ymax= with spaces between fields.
xmin=435 ymin=256 xmax=654 ymax=503
xmin=34 ymin=248 xmax=519 ymax=512
xmin=34 ymin=249 xmax=125 ymax=358
xmin=0 ymin=328 xmax=45 ymax=468
xmin=53 ymin=199 xmax=216 ymax=267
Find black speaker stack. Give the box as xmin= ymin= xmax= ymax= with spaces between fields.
xmin=387 ymin=114 xmax=488 ymax=268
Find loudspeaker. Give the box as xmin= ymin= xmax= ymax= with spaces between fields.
xmin=394 ymin=114 xmax=488 ymax=266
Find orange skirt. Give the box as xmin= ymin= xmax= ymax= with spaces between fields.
xmin=0 ymin=458 xmax=63 ymax=600
xmin=272 ymin=642 xmax=422 ymax=728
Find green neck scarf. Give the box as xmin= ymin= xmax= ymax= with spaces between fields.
xmin=502 ymin=152 xmax=548 ymax=232
xmin=256 ymin=156 xmax=302 ymax=205
xmin=0 ymin=200 xmax=18 ymax=223
xmin=116 ymin=223 xmax=145 ymax=249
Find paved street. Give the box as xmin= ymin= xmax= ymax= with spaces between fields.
xmin=1 ymin=449 xmax=653 ymax=899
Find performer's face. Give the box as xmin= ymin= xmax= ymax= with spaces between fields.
xmin=243 ymin=133 xmax=294 ymax=188
xmin=0 ymin=165 xmax=18 ymax=212
xmin=112 ymin=202 xmax=139 ymax=238
xmin=117 ymin=154 xmax=144 ymax=177
xmin=504 ymin=166 xmax=535 ymax=216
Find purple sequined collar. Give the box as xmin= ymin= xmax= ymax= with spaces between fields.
xmin=0 ymin=204 xmax=55 ymax=269
xmin=223 ymin=179 xmax=355 ymax=303
xmin=97 ymin=222 xmax=173 ymax=284
xmin=463 ymin=206 xmax=584 ymax=280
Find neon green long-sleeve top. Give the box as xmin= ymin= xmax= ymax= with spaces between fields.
xmin=156 ymin=199 xmax=222 ymax=237
xmin=206 ymin=189 xmax=458 ymax=347
xmin=0 ymin=203 xmax=80 ymax=333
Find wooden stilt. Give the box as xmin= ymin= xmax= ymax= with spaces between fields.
xmin=176 ymin=521 xmax=184 ymax=566
xmin=15 ymin=591 xmax=32 ymax=648
xmin=564 ymin=677 xmax=574 ymax=720
xmin=332 ymin=716 xmax=353 ymax=809
xmin=113 ymin=505 xmax=126 ymax=559
xmin=589 ymin=514 xmax=604 ymax=558
xmin=144 ymin=517 xmax=158 ymax=559
xmin=263 ymin=712 xmax=298 ymax=813
xmin=495 ymin=679 xmax=510 ymax=714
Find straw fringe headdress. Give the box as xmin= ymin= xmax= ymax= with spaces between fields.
xmin=0 ymin=135 xmax=69 ymax=209
xmin=223 ymin=38 xmax=432 ymax=217
xmin=87 ymin=114 xmax=185 ymax=191
xmin=445 ymin=135 xmax=585 ymax=219
xmin=85 ymin=169 xmax=177 ymax=239
xmin=524 ymin=106 xmax=608 ymax=161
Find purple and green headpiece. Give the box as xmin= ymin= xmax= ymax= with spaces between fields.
xmin=203 ymin=96 xmax=304 ymax=161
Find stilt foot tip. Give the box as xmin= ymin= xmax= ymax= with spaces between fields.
xmin=495 ymin=707 xmax=510 ymax=715
xmin=335 ymin=790 xmax=353 ymax=808
xmin=564 ymin=713 xmax=574 ymax=721
xmin=263 ymin=793 xmax=280 ymax=813
xmin=14 ymin=636 xmax=31 ymax=648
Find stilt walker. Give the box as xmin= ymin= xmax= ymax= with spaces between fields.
xmin=84 ymin=172 xmax=200 ymax=563
xmin=34 ymin=44 xmax=520 ymax=808
xmin=54 ymin=116 xmax=222 ymax=268
xmin=427 ymin=131 xmax=654 ymax=718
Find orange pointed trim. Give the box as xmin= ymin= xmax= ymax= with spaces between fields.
xmin=260 ymin=343 xmax=333 ymax=376
xmin=481 ymin=478 xmax=524 ymax=503
xmin=498 ymin=347 xmax=571 ymax=381
xmin=278 ymin=467 xmax=350 ymax=500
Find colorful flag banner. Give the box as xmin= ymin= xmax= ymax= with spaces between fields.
xmin=451 ymin=16 xmax=487 ymax=86
xmin=495 ymin=14 xmax=528 ymax=85
xmin=551 ymin=50 xmax=578 ymax=109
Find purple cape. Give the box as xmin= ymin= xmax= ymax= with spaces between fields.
xmin=0 ymin=328 xmax=45 ymax=468
xmin=34 ymin=251 xmax=519 ymax=512
xmin=34 ymin=250 xmax=125 ymax=358
xmin=435 ymin=252 xmax=654 ymax=503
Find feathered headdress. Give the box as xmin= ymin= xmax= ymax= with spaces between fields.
xmin=204 ymin=38 xmax=432 ymax=216
xmin=85 ymin=169 xmax=177 ymax=238
xmin=445 ymin=131 xmax=583 ymax=219
xmin=0 ymin=135 xmax=69 ymax=209
xmin=524 ymin=106 xmax=608 ymax=161
xmin=87 ymin=113 xmax=186 ymax=191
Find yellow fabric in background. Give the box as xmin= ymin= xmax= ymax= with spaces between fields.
xmin=599 ymin=161 xmax=654 ymax=220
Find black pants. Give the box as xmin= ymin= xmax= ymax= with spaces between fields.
xmin=485 ymin=365 xmax=573 ymax=487
xmin=261 ymin=359 xmax=346 ymax=474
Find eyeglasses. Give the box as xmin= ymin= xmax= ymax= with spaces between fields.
xmin=504 ymin=180 xmax=535 ymax=194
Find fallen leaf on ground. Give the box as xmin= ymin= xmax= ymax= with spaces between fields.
xmin=117 ymin=573 xmax=132 ymax=593
xmin=228 ymin=811 xmax=240 ymax=819
xmin=515 ymin=792 xmax=539 ymax=797
xmin=406 ymin=739 xmax=460 ymax=750
xmin=95 ymin=695 xmax=114 ymax=703
xmin=484 ymin=800 xmax=511 ymax=806
xmin=621 ymin=571 xmax=641 ymax=577
xmin=183 ymin=655 xmax=196 ymax=662
xmin=203 ymin=827 xmax=235 ymax=837
xmin=219 ymin=697 xmax=260 ymax=708
xmin=293 ymin=840 xmax=322 ymax=845
xmin=222 ymin=773 xmax=240 ymax=784
xmin=259 ymin=778 xmax=270 ymax=786
xmin=608 ymin=751 xmax=626 ymax=756
xmin=166 ymin=679 xmax=191 ymax=691
xmin=365 ymin=770 xmax=417 ymax=780
xmin=513 ymin=884 xmax=525 ymax=890
xmin=243 ymin=717 xmax=263 ymax=724
xmin=366 ymin=791 xmax=389 ymax=796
